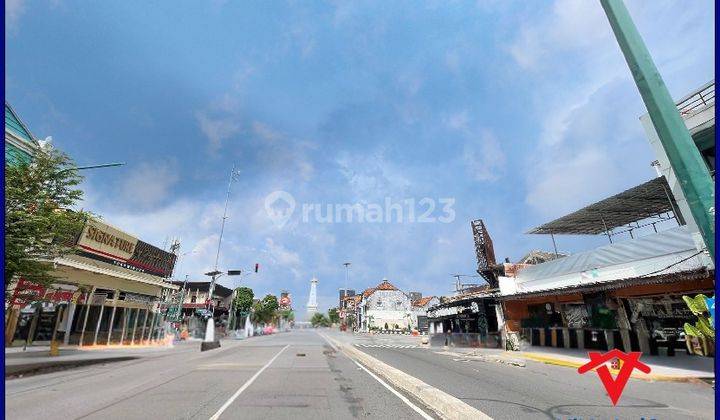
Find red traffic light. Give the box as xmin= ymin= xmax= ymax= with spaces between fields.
xmin=254 ymin=263 xmax=260 ymax=273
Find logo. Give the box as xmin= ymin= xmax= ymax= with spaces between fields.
xmin=264 ymin=191 xmax=296 ymax=228
xmin=577 ymin=349 xmax=651 ymax=405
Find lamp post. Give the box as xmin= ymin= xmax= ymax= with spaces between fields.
xmin=203 ymin=165 xmax=240 ymax=348
xmin=56 ymin=162 xmax=125 ymax=175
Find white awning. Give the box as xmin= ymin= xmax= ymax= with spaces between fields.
xmin=54 ymin=255 xmax=179 ymax=290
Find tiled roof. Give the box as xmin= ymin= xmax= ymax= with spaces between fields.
xmin=375 ymin=278 xmax=398 ymax=291
xmin=362 ymin=287 xmax=375 ymax=298
xmin=412 ymin=296 xmax=435 ymax=307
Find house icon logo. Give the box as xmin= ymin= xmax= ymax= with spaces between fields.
xmin=577 ymin=349 xmax=651 ymax=405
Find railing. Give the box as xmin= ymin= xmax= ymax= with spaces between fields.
xmin=676 ymin=81 xmax=714 ymax=118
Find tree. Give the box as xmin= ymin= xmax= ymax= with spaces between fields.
xmin=5 ymin=148 xmax=90 ymax=296
xmin=311 ymin=312 xmax=330 ymax=327
xmin=328 ymin=308 xmax=340 ymax=324
xmin=231 ymin=287 xmax=254 ymax=329
xmin=345 ymin=313 xmax=356 ymax=330
xmin=251 ymin=294 xmax=279 ymax=325
xmin=233 ymin=287 xmax=254 ymax=313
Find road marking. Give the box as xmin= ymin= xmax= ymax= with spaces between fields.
xmin=352 ymin=360 xmax=434 ymax=420
xmin=355 ymin=344 xmax=420 ymax=349
xmin=208 ymin=344 xmax=289 ymax=420
xmin=318 ymin=333 xmax=434 ymax=420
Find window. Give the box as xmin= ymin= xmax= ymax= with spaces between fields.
xmin=191 ymin=295 xmax=197 ymax=303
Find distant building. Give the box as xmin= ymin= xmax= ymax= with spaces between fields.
xmin=408 ymin=291 xmax=422 ymax=302
xmin=411 ymin=296 xmax=440 ymax=333
xmin=338 ymin=288 xmax=356 ymax=308
xmin=357 ymin=278 xmax=412 ymax=332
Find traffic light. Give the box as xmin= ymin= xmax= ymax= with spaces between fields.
xmin=255 ymin=263 xmax=259 ymax=273
xmin=227 ymin=270 xmax=242 ymax=276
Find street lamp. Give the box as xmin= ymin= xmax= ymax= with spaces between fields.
xmin=56 ymin=162 xmax=125 ymax=175
xmin=202 ymin=268 xmax=242 ymax=350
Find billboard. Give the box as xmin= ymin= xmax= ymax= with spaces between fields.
xmin=75 ymin=219 xmax=177 ymax=278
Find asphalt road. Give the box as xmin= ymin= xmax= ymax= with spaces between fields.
xmin=5 ymin=330 xmax=431 ymax=420
xmin=333 ymin=331 xmax=715 ymax=420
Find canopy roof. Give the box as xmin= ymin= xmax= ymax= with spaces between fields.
xmin=527 ymin=176 xmax=677 ymax=235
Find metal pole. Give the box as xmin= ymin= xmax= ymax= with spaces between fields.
xmin=550 ymin=233 xmax=559 ymax=257
xmin=140 ymin=309 xmax=150 ymax=343
xmin=78 ymin=287 xmax=96 ymax=347
xmin=130 ymin=308 xmax=140 ymax=345
xmin=107 ymin=305 xmax=117 ymax=346
xmin=208 ymin=166 xmax=237 ymax=303
xmin=600 ymin=0 xmax=715 ymax=261
xmin=601 ymin=218 xmax=613 ymax=244
xmin=92 ymin=304 xmax=105 ymax=346
xmin=120 ymin=308 xmax=128 ymax=345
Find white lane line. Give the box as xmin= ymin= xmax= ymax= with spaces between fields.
xmin=352 ymin=360 xmax=434 ymax=420
xmin=208 ymin=344 xmax=289 ymax=420
xmin=318 ymin=333 xmax=433 ymax=420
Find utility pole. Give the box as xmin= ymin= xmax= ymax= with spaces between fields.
xmin=205 ymin=165 xmax=240 ymax=343
xmin=600 ymin=0 xmax=715 ymax=262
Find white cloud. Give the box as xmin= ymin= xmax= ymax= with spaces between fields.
xmin=118 ymin=161 xmax=179 ymax=209
xmin=462 ymin=129 xmax=506 ymax=182
xmin=265 ymin=238 xmax=300 ymax=266
xmin=195 ymin=111 xmax=241 ymax=152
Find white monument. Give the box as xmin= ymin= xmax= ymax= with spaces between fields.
xmin=306 ymin=277 xmax=318 ymax=318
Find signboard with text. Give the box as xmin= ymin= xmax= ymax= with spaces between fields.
xmin=75 ymin=219 xmax=177 ymax=277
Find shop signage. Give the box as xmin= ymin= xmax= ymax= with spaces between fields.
xmin=123 ymin=292 xmax=155 ymax=305
xmin=11 ymin=278 xmax=80 ymax=306
xmin=428 ymin=301 xmax=481 ymax=318
xmin=75 ymin=219 xmax=177 ymax=278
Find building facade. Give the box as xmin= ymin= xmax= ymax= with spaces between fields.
xmin=410 ymin=296 xmax=439 ymax=333
xmin=5 ymin=218 xmax=178 ymax=347
xmin=357 ymin=279 xmax=412 ymax=332
xmin=5 ymin=102 xmax=39 ymax=165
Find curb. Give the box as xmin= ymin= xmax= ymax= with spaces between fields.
xmin=321 ymin=334 xmax=492 ymax=420
xmin=5 ymin=356 xmax=138 ymax=379
xmin=519 ymin=352 xmax=712 ymax=383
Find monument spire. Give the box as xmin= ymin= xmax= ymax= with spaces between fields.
xmin=306 ymin=276 xmax=318 ymax=318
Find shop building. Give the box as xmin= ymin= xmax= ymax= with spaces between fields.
xmin=410 ymin=296 xmax=439 ymax=333
xmin=499 ymin=178 xmax=714 ymax=356
xmin=5 ymin=218 xmax=178 ymax=347
xmin=357 ymin=279 xmax=412 ymax=332
xmin=166 ymin=281 xmax=233 ymax=338
xmin=427 ymin=289 xmax=502 ymax=348
xmin=496 ymin=81 xmax=715 ymax=356
xmin=5 ymin=101 xmax=40 ymax=165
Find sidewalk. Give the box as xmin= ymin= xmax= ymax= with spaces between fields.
xmin=449 ymin=346 xmax=715 ymax=381
xmin=4 ymin=341 xmax=184 ymax=378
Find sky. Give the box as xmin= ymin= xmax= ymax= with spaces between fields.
xmin=5 ymin=0 xmax=715 ymax=315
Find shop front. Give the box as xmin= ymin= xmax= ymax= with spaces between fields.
xmin=427 ymin=293 xmax=502 ymax=348
xmin=501 ymin=270 xmax=714 ymax=356
xmin=5 ymin=218 xmax=178 ymax=347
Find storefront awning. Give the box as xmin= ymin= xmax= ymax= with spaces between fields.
xmin=54 ymin=255 xmax=179 ymax=290
xmin=527 ymin=176 xmax=678 ymax=235
xmin=498 ymin=267 xmax=712 ymax=300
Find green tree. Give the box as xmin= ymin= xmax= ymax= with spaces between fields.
xmin=261 ymin=294 xmax=279 ymax=313
xmin=328 ymin=308 xmax=340 ymax=324
xmin=5 ymin=148 xmax=90 ymax=296
xmin=251 ymin=294 xmax=280 ymax=325
xmin=311 ymin=312 xmax=330 ymax=327
xmin=233 ymin=287 xmax=254 ymax=313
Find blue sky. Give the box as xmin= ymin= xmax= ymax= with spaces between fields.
xmin=5 ymin=0 xmax=715 ymax=314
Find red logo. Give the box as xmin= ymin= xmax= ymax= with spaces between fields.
xmin=577 ymin=349 xmax=651 ymax=405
